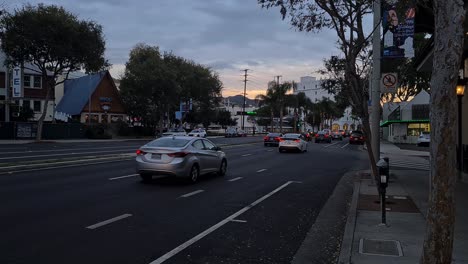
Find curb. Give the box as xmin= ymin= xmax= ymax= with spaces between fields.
xmin=338 ymin=175 xmax=361 ymax=264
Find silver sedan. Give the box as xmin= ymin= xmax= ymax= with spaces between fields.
xmin=136 ymin=136 xmax=227 ymax=183
xmin=278 ymin=133 xmax=308 ymax=153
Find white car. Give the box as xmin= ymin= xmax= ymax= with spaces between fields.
xmin=188 ymin=128 xmax=207 ymax=138
xmin=162 ymin=128 xmax=187 ymax=137
xmin=278 ymin=133 xmax=308 ymax=153
xmin=417 ymin=131 xmax=430 ymax=146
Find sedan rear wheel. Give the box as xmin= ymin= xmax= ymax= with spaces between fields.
xmin=189 ymin=164 xmax=200 ymax=183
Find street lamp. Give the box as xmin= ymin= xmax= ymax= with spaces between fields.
xmin=457 ymin=83 xmax=465 ymax=171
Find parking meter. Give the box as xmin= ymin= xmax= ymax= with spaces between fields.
xmin=376 ymin=158 xmax=390 ymax=225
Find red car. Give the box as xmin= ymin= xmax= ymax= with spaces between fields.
xmin=349 ymin=131 xmax=365 ymax=145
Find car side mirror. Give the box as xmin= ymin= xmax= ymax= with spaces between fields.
xmin=214 ymin=146 xmax=222 ymax=151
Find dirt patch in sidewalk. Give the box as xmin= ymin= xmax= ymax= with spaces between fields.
xmin=358 ymin=194 xmax=420 ymax=213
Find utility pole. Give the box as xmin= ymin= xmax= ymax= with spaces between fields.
xmin=371 ymin=0 xmax=381 ymax=173
xmin=275 ymin=75 xmax=282 ymax=86
xmin=242 ymin=69 xmax=249 ymax=130
xmin=5 ymin=66 xmax=10 ymax=122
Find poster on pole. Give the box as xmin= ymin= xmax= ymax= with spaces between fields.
xmin=382 ymin=0 xmax=415 ymax=58
xmin=12 ymin=66 xmax=23 ymax=98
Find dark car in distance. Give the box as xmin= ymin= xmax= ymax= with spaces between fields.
xmin=264 ymin=133 xmax=283 ymax=146
xmin=349 ymin=131 xmax=365 ymax=145
xmin=315 ymin=131 xmax=332 ymax=143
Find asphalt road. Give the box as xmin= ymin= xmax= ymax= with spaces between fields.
xmin=0 ymin=137 xmax=368 ymax=264
xmin=0 ymin=136 xmax=263 ymax=164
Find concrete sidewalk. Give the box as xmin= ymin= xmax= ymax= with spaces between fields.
xmin=339 ymin=142 xmax=468 ymax=264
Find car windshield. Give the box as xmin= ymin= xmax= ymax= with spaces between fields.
xmin=267 ymin=133 xmax=281 ymax=137
xmin=147 ymin=138 xmax=191 ymax=148
xmin=283 ymin=133 xmax=300 ymax=139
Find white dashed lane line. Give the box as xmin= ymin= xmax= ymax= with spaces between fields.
xmin=341 ymin=143 xmax=350 ymax=148
xmin=180 ymin=190 xmax=204 ymax=198
xmin=256 ymin=169 xmax=267 ymax=173
xmin=323 ymin=142 xmax=340 ymax=148
xmin=228 ymin=177 xmax=243 ymax=182
xmin=241 ymin=154 xmax=252 ymax=157
xmin=149 ymin=181 xmax=301 ymax=264
xmin=109 ymin=174 xmax=138 ymax=180
xmin=86 ymin=214 xmax=132 ymax=230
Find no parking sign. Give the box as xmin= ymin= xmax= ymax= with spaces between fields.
xmin=381 ymin=73 xmax=398 ymax=94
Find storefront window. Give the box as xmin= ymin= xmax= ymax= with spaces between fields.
xmin=85 ymin=114 xmax=99 ymax=123
xmin=111 ymin=115 xmax=124 ymax=123
xmin=407 ymin=123 xmax=430 ymax=136
xmin=101 ymin=114 xmax=109 ymax=123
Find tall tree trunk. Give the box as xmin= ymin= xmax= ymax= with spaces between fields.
xmin=421 ymin=1 xmax=465 ymax=263
xmin=35 ymin=79 xmax=54 ymax=141
xmin=270 ymin=108 xmax=274 ymax=132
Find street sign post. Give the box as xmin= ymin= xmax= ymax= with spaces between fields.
xmin=381 ymin=73 xmax=398 ymax=94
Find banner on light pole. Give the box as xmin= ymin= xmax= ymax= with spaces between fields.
xmin=12 ymin=66 xmax=23 ymax=98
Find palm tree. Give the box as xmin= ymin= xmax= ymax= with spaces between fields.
xmin=256 ymin=88 xmax=276 ymax=131
xmin=273 ymin=82 xmax=292 ymax=133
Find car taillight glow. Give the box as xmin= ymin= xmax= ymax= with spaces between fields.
xmin=315 ymin=134 xmax=319 ymax=138
xmin=275 ymin=137 xmax=281 ymax=141
xmin=136 ymin=149 xmax=145 ymax=155
xmin=167 ymin=152 xmax=189 ymax=158
xmin=325 ymin=134 xmax=329 ymax=138
xmin=264 ymin=136 xmax=269 ymax=140
xmin=294 ymin=139 xmax=300 ymax=142
xmin=278 ymin=138 xmax=285 ymax=142
xmin=360 ymin=137 xmax=364 ymax=140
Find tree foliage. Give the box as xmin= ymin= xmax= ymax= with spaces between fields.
xmin=0 ymin=4 xmax=108 ymax=140
xmin=119 ymin=43 xmax=223 ymax=132
xmin=258 ymin=0 xmax=379 ymax=176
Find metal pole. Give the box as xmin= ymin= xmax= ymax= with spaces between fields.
xmin=381 ymin=187 xmax=387 ymax=224
xmin=88 ymin=84 xmax=91 ymax=125
xmin=371 ymin=0 xmax=382 ymax=169
xmin=458 ymin=95 xmax=463 ymax=170
xmin=5 ymin=66 xmax=10 ymax=122
xmin=242 ymin=69 xmax=248 ymax=130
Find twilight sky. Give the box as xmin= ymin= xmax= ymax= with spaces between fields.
xmin=5 ymin=0 xmax=353 ymax=98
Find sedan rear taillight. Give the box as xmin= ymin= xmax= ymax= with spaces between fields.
xmin=315 ymin=134 xmax=319 ymax=138
xmin=264 ymin=136 xmax=269 ymax=140
xmin=167 ymin=152 xmax=189 ymax=158
xmin=278 ymin=138 xmax=285 ymax=142
xmin=275 ymin=137 xmax=281 ymax=141
xmin=360 ymin=137 xmax=364 ymax=140
xmin=294 ymin=139 xmax=300 ymax=143
xmin=136 ymin=149 xmax=146 ymax=156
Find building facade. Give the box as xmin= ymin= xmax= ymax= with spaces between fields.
xmin=380 ymin=91 xmax=430 ymax=144
xmin=0 ymin=52 xmax=55 ymax=122
xmin=55 ymin=71 xmax=127 ymax=123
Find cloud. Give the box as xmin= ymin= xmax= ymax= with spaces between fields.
xmin=9 ymin=0 xmax=352 ymax=97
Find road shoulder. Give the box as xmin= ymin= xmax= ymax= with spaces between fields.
xmin=291 ymin=170 xmax=357 ymax=264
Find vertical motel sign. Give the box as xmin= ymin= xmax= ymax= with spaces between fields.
xmin=12 ymin=66 xmax=23 ymax=98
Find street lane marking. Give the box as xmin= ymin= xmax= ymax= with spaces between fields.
xmin=341 ymin=143 xmax=350 ymax=149
xmin=324 ymin=142 xmax=340 ymax=148
xmin=241 ymin=154 xmax=252 ymax=157
xmin=180 ymin=190 xmax=204 ymax=198
xmin=149 ymin=181 xmax=301 ymax=264
xmin=0 ymin=145 xmax=138 ymax=156
xmin=266 ymin=149 xmax=274 ymax=152
xmin=257 ymin=169 xmax=267 ymax=173
xmin=393 ymin=196 xmax=407 ymax=200
xmin=109 ymin=174 xmax=139 ymax=180
xmin=0 ymin=157 xmax=134 ymax=175
xmin=0 ymin=149 xmax=137 ymax=160
xmin=86 ymin=214 xmax=132 ymax=230
xmin=228 ymin=177 xmax=243 ymax=182
xmin=231 ymin=219 xmax=247 ymax=223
